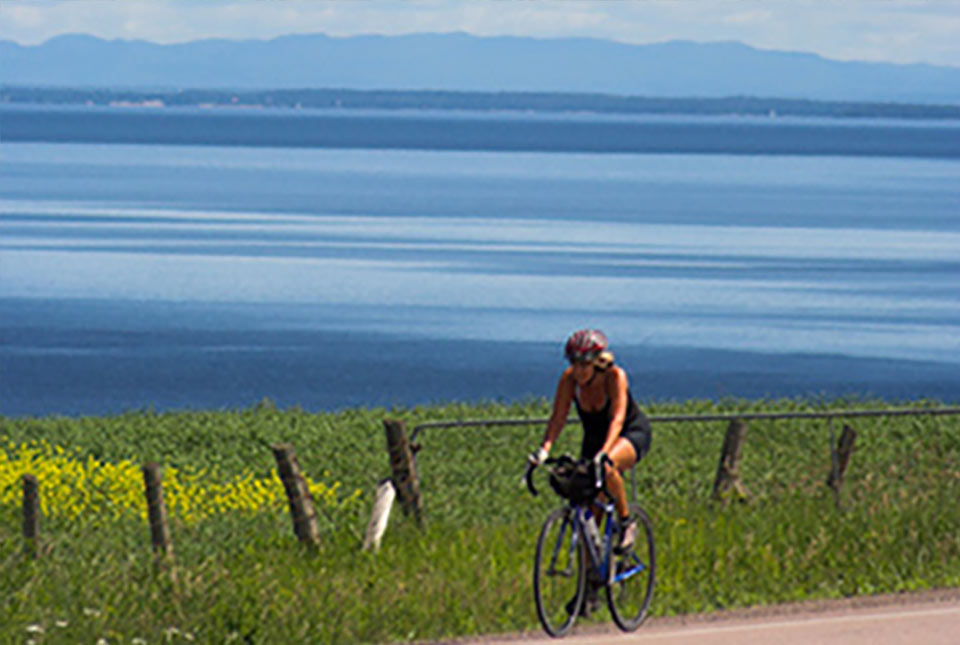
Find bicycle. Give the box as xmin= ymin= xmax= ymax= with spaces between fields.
xmin=524 ymin=455 xmax=655 ymax=637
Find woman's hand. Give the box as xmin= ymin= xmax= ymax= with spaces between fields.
xmin=528 ymin=446 xmax=549 ymax=467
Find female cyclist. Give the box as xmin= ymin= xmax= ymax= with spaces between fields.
xmin=529 ymin=329 xmax=652 ymax=553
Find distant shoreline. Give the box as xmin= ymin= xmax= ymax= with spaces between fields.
xmin=5 ymin=101 xmax=959 ymax=157
xmin=3 ymin=85 xmax=960 ymax=121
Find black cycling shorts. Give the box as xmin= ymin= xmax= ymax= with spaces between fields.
xmin=581 ymin=419 xmax=652 ymax=462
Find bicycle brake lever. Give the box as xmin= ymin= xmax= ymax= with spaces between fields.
xmin=594 ymin=453 xmax=614 ymax=499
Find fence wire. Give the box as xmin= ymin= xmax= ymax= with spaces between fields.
xmin=406 ymin=406 xmax=960 ymax=525
xmin=411 ymin=406 xmax=960 ymax=442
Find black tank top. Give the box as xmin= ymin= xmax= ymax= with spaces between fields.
xmin=574 ymin=383 xmax=649 ymax=459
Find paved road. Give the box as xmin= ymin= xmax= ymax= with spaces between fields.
xmin=481 ymin=594 xmax=960 ymax=645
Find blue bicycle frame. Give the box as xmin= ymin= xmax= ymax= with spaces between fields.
xmin=528 ymin=455 xmax=648 ymax=588
xmin=529 ymin=454 xmax=655 ymax=635
xmin=551 ymin=499 xmax=647 ymax=586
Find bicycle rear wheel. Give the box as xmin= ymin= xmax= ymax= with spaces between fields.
xmin=533 ymin=507 xmax=586 ymax=637
xmin=606 ymin=503 xmax=655 ymax=631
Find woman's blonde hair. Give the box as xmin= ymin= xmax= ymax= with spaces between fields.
xmin=593 ymin=351 xmax=615 ymax=370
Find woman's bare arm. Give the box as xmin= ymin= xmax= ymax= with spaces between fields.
xmin=541 ymin=368 xmax=575 ymax=453
xmin=601 ymin=367 xmax=629 ymax=455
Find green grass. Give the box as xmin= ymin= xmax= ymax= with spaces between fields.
xmin=2 ymin=398 xmax=959 ymax=643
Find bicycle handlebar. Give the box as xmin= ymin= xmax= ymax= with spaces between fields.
xmin=524 ymin=453 xmax=614 ymax=500
xmin=524 ymin=461 xmax=539 ymax=497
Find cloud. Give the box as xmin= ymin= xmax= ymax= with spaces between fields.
xmin=1 ymin=3 xmax=47 ymax=31
xmin=722 ymin=10 xmax=774 ymax=27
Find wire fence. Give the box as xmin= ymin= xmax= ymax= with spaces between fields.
xmin=410 ymin=406 xmax=960 ymax=442
xmin=399 ymin=405 xmax=960 ymax=521
xmin=7 ymin=405 xmax=960 ymax=558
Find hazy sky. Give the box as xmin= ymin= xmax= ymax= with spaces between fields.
xmin=3 ymin=0 xmax=960 ymax=67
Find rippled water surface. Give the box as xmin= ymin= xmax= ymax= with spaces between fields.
xmin=2 ymin=111 xmax=959 ymax=416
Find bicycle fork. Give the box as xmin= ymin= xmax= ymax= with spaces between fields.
xmin=546 ymin=512 xmax=578 ymax=578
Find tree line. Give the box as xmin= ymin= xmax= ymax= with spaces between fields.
xmin=3 ymin=85 xmax=959 ymax=120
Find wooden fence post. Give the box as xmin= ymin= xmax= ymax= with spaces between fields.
xmin=22 ymin=474 xmax=39 ymax=559
xmin=713 ymin=419 xmax=749 ymax=502
xmin=383 ymin=419 xmax=423 ymax=524
xmin=142 ymin=463 xmax=174 ymax=563
xmin=828 ymin=424 xmax=858 ymax=507
xmin=363 ymin=478 xmax=397 ymax=552
xmin=271 ymin=443 xmax=320 ymax=546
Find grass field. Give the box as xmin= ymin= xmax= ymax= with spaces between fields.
xmin=2 ymin=398 xmax=959 ymax=643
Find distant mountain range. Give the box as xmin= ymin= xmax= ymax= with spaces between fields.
xmin=3 ymin=32 xmax=960 ymax=104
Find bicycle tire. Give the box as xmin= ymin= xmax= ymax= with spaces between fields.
xmin=533 ymin=507 xmax=586 ymax=637
xmin=605 ymin=503 xmax=655 ymax=631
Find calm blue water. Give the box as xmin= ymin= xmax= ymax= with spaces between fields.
xmin=2 ymin=107 xmax=959 ymax=416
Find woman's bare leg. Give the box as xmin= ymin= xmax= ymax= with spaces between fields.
xmin=605 ymin=438 xmax=638 ymax=519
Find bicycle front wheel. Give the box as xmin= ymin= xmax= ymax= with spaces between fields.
xmin=533 ymin=507 xmax=586 ymax=637
xmin=606 ymin=503 xmax=655 ymax=631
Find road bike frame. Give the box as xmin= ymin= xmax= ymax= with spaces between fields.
xmin=530 ymin=458 xmax=648 ymax=586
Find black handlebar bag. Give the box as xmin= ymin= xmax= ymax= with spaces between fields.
xmin=548 ymin=459 xmax=600 ymax=504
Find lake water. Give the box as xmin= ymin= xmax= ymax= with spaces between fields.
xmin=2 ymin=107 xmax=959 ymax=417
